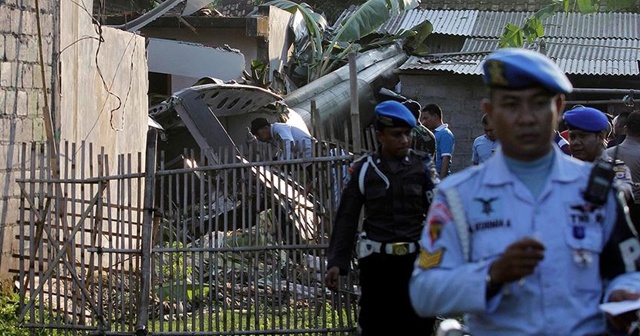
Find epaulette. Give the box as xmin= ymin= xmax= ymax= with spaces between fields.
xmin=347 ymin=152 xmax=374 ymax=176
xmin=352 ymin=152 xmax=372 ymax=164
xmin=355 ymin=152 xmax=390 ymax=195
xmin=437 ymin=164 xmax=483 ymax=190
xmin=409 ymin=148 xmax=429 ymax=158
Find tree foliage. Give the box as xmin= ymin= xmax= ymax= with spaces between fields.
xmin=500 ymin=0 xmax=640 ymax=47
xmin=304 ymin=0 xmax=366 ymax=22
xmin=262 ymin=0 xmax=424 ymax=86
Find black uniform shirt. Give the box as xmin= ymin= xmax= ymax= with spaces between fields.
xmin=326 ymin=149 xmax=436 ymax=274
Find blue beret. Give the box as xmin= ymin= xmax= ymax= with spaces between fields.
xmin=563 ymin=106 xmax=610 ymax=132
xmin=374 ymin=100 xmax=417 ymax=129
xmin=482 ymin=48 xmax=573 ymax=94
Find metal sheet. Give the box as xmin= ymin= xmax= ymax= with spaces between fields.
xmin=401 ymin=37 xmax=640 ymax=76
xmin=147 ymin=38 xmax=245 ymax=81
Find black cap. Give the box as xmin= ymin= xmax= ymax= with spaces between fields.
xmin=250 ymin=117 xmax=270 ymax=135
xmin=402 ymin=100 xmax=422 ymax=120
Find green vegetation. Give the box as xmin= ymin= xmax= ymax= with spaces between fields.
xmin=0 ymin=290 xmax=30 ymax=336
xmin=149 ymin=302 xmax=355 ymax=334
xmin=261 ymin=0 xmax=428 ymax=86
xmin=0 ymin=280 xmax=59 ymax=336
xmin=501 ymin=0 xmax=640 ymax=47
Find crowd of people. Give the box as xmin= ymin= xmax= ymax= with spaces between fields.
xmin=245 ymin=47 xmax=640 ymax=336
xmin=324 ymin=48 xmax=640 ymax=336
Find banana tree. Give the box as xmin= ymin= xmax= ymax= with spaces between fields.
xmin=500 ymin=0 xmax=639 ymax=47
xmin=263 ymin=0 xmax=420 ymax=84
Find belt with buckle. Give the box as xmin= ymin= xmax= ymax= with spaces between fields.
xmin=363 ymin=238 xmax=419 ymax=256
xmin=382 ymin=242 xmax=419 ymax=255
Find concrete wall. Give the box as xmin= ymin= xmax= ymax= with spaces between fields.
xmin=265 ymin=6 xmax=293 ymax=83
xmin=59 ymin=2 xmax=148 ymax=148
xmin=399 ymin=73 xmax=488 ymax=174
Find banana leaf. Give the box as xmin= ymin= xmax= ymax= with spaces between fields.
xmin=318 ymin=0 xmax=419 ymax=76
xmin=333 ymin=0 xmax=419 ymax=43
xmin=261 ymin=0 xmax=420 ymax=83
xmin=577 ymin=0 xmax=597 ymax=13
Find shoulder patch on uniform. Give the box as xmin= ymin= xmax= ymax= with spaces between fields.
xmin=429 ymin=221 xmax=444 ymax=246
xmin=428 ymin=203 xmax=453 ymax=246
xmin=418 ymin=248 xmax=444 ymax=269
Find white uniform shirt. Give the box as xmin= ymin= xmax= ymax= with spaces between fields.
xmin=270 ymin=122 xmax=314 ymax=160
xmin=409 ymin=145 xmax=640 ymax=336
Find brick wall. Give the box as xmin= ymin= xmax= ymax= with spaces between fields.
xmin=0 ymin=0 xmax=53 ymax=277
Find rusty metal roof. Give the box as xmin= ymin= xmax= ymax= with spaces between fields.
xmin=399 ymin=37 xmax=640 ymax=76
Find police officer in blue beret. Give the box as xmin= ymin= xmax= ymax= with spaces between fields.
xmin=564 ymin=105 xmax=612 ymax=162
xmin=564 ymin=105 xmax=634 ymax=201
xmin=326 ymin=100 xmax=438 ymax=335
xmin=410 ymin=48 xmax=640 ymax=335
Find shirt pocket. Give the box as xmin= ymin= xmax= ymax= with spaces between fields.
xmin=364 ymin=185 xmax=386 ymax=201
xmin=364 ymin=185 xmax=387 ymax=215
xmin=564 ymin=223 xmax=603 ymax=292
xmin=403 ymin=183 xmax=424 ymax=202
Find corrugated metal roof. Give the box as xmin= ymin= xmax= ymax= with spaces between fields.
xmin=401 ymin=37 xmax=640 ymax=76
xmin=470 ymin=12 xmax=528 ymax=37
xmin=399 ymin=54 xmax=485 ymax=74
xmin=377 ymin=9 xmax=477 ymax=36
xmin=332 ymin=6 xmax=640 ymax=76
xmin=338 ymin=8 xmax=640 ymax=39
xmin=377 ymin=10 xmax=640 ymax=38
xmin=544 ymin=37 xmax=640 ymax=61
xmin=473 ymin=11 xmax=640 ymax=38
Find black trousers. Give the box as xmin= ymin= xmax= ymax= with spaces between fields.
xmin=630 ymin=203 xmax=640 ymax=233
xmin=357 ymin=251 xmax=436 ymax=336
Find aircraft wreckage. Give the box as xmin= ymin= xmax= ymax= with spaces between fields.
xmin=148 ymin=44 xmax=407 ymax=242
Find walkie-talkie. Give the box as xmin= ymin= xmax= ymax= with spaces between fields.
xmin=583 ymin=145 xmax=619 ymax=206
